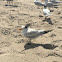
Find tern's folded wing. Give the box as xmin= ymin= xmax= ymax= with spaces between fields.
xmin=24 ymin=29 xmax=40 ymax=38
xmin=25 ymin=31 xmax=40 ymax=38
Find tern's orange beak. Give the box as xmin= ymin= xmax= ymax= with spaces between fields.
xmin=18 ymin=28 xmax=22 ymax=30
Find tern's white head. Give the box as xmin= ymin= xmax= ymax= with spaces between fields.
xmin=18 ymin=23 xmax=31 ymax=30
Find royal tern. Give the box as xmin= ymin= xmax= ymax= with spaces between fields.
xmin=43 ymin=6 xmax=52 ymax=18
xmin=18 ymin=23 xmax=52 ymax=44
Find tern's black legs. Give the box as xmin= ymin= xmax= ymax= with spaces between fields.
xmin=27 ymin=39 xmax=32 ymax=45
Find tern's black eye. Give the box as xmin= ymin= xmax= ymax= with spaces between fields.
xmin=25 ymin=26 xmax=28 ymax=28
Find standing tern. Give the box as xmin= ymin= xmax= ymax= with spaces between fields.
xmin=43 ymin=6 xmax=53 ymax=18
xmin=18 ymin=23 xmax=52 ymax=44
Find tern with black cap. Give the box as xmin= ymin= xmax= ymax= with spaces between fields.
xmin=18 ymin=23 xmax=52 ymax=44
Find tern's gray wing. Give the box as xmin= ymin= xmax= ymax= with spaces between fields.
xmin=34 ymin=1 xmax=45 ymax=6
xmin=25 ymin=31 xmax=41 ymax=38
xmin=49 ymin=0 xmax=62 ymax=3
xmin=46 ymin=2 xmax=58 ymax=7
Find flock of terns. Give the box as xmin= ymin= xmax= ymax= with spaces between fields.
xmin=4 ymin=0 xmax=62 ymax=44
xmin=5 ymin=0 xmax=62 ymax=17
xmin=34 ymin=0 xmax=62 ymax=17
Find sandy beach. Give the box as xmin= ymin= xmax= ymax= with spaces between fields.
xmin=0 ymin=0 xmax=62 ymax=62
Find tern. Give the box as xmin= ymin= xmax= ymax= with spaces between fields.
xmin=34 ymin=0 xmax=58 ymax=7
xmin=43 ymin=6 xmax=53 ymax=18
xmin=18 ymin=23 xmax=52 ymax=44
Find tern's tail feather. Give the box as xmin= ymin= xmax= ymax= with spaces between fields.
xmin=43 ymin=30 xmax=52 ymax=34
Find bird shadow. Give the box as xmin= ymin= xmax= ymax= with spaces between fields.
xmin=5 ymin=4 xmax=18 ymax=7
xmin=12 ymin=5 xmax=18 ymax=7
xmin=24 ymin=43 xmax=58 ymax=50
xmin=43 ymin=18 xmax=53 ymax=25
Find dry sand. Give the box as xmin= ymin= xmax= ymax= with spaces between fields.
xmin=0 ymin=0 xmax=62 ymax=62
